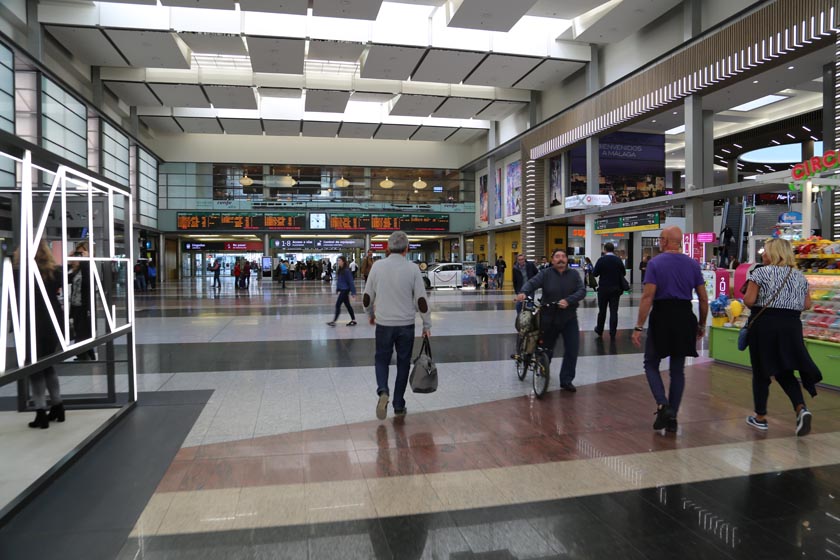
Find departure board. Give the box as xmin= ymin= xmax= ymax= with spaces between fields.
xmin=329 ymin=213 xmax=371 ymax=231
xmin=263 ymin=212 xmax=305 ymax=231
xmin=176 ymin=212 xmax=305 ymax=231
xmin=594 ymin=211 xmax=662 ymax=234
xmin=369 ymin=213 xmax=449 ymax=232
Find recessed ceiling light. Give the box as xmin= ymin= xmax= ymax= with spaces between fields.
xmin=771 ymin=139 xmax=780 ymax=145
xmin=802 ymin=125 xmax=811 ymax=132
xmin=753 ymin=80 xmax=759 ymax=84
xmin=721 ymin=148 xmax=731 ymax=153
xmin=730 ymin=94 xmax=788 ymax=112
xmin=652 ymin=119 xmax=657 ymax=123
xmin=786 ymin=133 xmax=796 ymax=139
xmin=811 ymin=135 xmax=819 ymax=141
xmin=733 ymin=143 xmax=742 ymax=149
xmin=787 ymin=66 xmax=795 ymax=70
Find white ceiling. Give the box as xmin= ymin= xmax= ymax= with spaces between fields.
xmin=40 ymin=0 xmax=704 ymax=144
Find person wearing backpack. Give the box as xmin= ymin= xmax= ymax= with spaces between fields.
xmin=279 ymin=260 xmax=288 ymax=289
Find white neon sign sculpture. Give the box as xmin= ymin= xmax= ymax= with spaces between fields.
xmin=0 ymin=149 xmax=136 ymax=400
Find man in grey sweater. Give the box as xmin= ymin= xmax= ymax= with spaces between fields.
xmin=363 ymin=231 xmax=432 ymax=420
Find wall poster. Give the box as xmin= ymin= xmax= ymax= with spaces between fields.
xmin=505 ymin=160 xmax=521 ymax=218
xmin=549 ymin=156 xmax=563 ymax=206
xmin=479 ymin=175 xmax=488 ymax=222
xmin=495 ymin=168 xmax=502 ymax=220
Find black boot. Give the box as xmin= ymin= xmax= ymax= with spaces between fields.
xmin=48 ymin=403 xmax=65 ymax=422
xmin=28 ymin=409 xmax=49 ymax=429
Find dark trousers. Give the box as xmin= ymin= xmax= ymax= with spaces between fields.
xmin=213 ymin=274 xmax=221 ymax=288
xmin=374 ymin=324 xmax=415 ymax=411
xmin=596 ymin=288 xmax=621 ymax=335
xmin=333 ymin=289 xmax=355 ymax=321
xmin=70 ymin=305 xmax=96 ymax=360
xmin=643 ymin=332 xmax=686 ymax=413
xmin=752 ymin=370 xmax=805 ymax=416
xmin=280 ymin=274 xmax=286 ymax=288
xmin=539 ymin=313 xmax=579 ymax=385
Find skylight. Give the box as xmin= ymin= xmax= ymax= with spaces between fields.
xmin=729 ymin=94 xmax=788 ymax=112
xmin=664 ymin=125 xmax=685 ymax=135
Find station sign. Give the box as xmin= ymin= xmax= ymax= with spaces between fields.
xmin=277 ymin=239 xmax=365 ymax=250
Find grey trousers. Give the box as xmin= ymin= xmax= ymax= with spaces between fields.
xmin=30 ymin=366 xmax=62 ymax=409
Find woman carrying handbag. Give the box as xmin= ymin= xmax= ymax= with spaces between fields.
xmin=742 ymin=239 xmax=822 ymax=436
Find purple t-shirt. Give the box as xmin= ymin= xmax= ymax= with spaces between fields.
xmin=644 ymin=253 xmax=704 ymax=300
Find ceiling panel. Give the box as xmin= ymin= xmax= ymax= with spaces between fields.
xmin=312 ymin=0 xmax=384 ymax=20
xmin=432 ymin=97 xmax=491 ymax=118
xmin=45 ymin=26 xmax=129 ymax=67
xmin=513 ymin=59 xmax=585 ymax=90
xmin=308 ymin=40 xmax=366 ymax=63
xmin=411 ymin=126 xmax=457 ymax=141
xmin=263 ymin=120 xmax=301 ymax=135
xmin=476 ymin=100 xmax=528 ymax=120
xmin=247 ymin=37 xmax=305 ymax=74
xmin=374 ymin=124 xmax=418 ymax=140
xmin=141 ymin=116 xmax=182 ymax=134
xmin=447 ymin=0 xmax=539 ymax=32
xmin=350 ymin=91 xmax=394 ymax=103
xmin=359 ymin=44 xmax=426 ymax=80
xmin=259 ymin=88 xmax=302 ymax=99
xmin=105 ymin=29 xmax=191 ymax=69
xmin=412 ymin=49 xmax=485 ymax=84
xmin=220 ymin=118 xmax=264 ymax=135
xmin=302 ymin=121 xmax=340 ymax=137
xmin=528 ymin=0 xmax=600 ymax=19
xmin=149 ymin=84 xmax=210 ymax=108
xmin=177 ymin=117 xmax=223 ymax=133
xmin=389 ymin=94 xmax=446 ymax=117
xmin=447 ymin=128 xmax=487 ymax=143
xmin=338 ymin=122 xmax=379 ymax=138
xmin=178 ymin=32 xmax=247 ymax=55
xmin=463 ymin=54 xmax=541 ymax=87
xmin=566 ymin=0 xmax=682 ymax=44
xmin=239 ymin=0 xmax=308 ymax=14
xmin=159 ymin=0 xmax=235 ymax=8
xmin=92 ymin=0 xmax=157 ymax=4
xmin=105 ymin=81 xmax=161 ymax=106
xmin=204 ymin=85 xmax=258 ymax=109
xmin=305 ymin=90 xmax=351 ymax=113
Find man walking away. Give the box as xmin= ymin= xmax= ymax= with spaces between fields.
xmin=212 ymin=258 xmax=222 ymax=288
xmin=512 ymin=254 xmax=538 ymax=315
xmin=632 ymin=226 xmax=708 ymax=434
xmin=593 ymin=242 xmax=626 ymax=338
xmin=361 ymin=251 xmax=375 ymax=282
xmin=363 ymin=231 xmax=431 ymax=420
xmin=515 ymin=250 xmax=587 ymax=392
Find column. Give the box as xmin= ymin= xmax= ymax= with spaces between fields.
xmin=520 ymin=152 xmax=545 ymax=259
xmin=486 ymin=156 xmax=497 ymax=227
xmin=684 ymin=96 xmax=714 ymax=233
xmin=364 ymin=233 xmax=370 ymax=252
xmin=458 ymin=234 xmax=465 ymax=262
xmin=584 ymin=137 xmax=600 ymax=262
xmin=802 ymin=141 xmax=815 ymax=237
xmin=25 ymin=0 xmax=42 ymax=61
xmin=727 ymin=159 xmax=738 ymax=184
xmin=158 ymin=233 xmax=165 ymax=284
xmin=487 ymin=231 xmax=496 ymax=265
xmin=683 ymin=0 xmax=701 ymax=40
xmin=823 ymin=61 xmax=836 ymax=239
xmin=263 ymin=233 xmax=270 ymax=257
xmin=92 ymin=66 xmax=103 ymax=108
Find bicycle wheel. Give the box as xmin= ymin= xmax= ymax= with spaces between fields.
xmin=532 ymin=351 xmax=550 ymax=398
xmin=514 ymin=335 xmax=529 ymax=380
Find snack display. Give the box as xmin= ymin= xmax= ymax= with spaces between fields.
xmin=801 ymin=275 xmax=840 ymax=341
xmin=793 ymin=237 xmax=840 ymax=274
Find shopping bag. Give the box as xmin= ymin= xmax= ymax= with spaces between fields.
xmin=409 ymin=336 xmax=438 ymax=393
xmin=737 ymin=325 xmax=749 ymax=351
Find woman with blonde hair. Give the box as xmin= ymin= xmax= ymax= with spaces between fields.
xmin=743 ymin=238 xmax=821 ymax=436
xmin=13 ymin=240 xmax=65 ymax=429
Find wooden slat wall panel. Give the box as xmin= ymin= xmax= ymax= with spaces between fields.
xmin=524 ymin=0 xmax=839 ymax=159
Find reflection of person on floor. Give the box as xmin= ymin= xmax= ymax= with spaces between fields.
xmin=327 ymin=256 xmax=357 ymax=327
xmin=631 ymin=226 xmax=708 ymax=434
xmin=364 ymin=231 xmax=431 ymax=420
xmin=14 ymin=241 xmax=66 ymax=429
xmin=68 ymin=242 xmax=96 ymax=361
xmin=515 ymin=249 xmax=586 ymax=393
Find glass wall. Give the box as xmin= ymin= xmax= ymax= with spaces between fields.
xmin=40 ymin=76 xmax=86 ymax=167
xmin=138 ymin=147 xmax=158 ymax=227
xmin=102 ymin=121 xmax=129 ymax=184
xmin=0 ymin=42 xmax=13 ymax=134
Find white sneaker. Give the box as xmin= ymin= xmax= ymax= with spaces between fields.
xmin=796 ymin=409 xmax=812 ymax=437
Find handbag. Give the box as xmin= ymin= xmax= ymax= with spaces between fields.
xmin=737 ymin=267 xmax=792 ymax=351
xmin=409 ymin=336 xmax=438 ymax=393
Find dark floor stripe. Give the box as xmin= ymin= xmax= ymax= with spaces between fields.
xmin=0 ymin=390 xmax=212 ymax=560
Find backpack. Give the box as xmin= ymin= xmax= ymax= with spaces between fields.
xmin=134 ymin=263 xmax=141 ymax=274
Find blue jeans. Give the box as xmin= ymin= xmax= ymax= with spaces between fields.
xmin=375 ymin=324 xmax=415 ymax=411
xmin=643 ymin=331 xmax=686 ymax=413
xmin=539 ymin=312 xmax=579 ymax=386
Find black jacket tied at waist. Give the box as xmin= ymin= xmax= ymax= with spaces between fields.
xmin=649 ymin=299 xmax=699 ymax=360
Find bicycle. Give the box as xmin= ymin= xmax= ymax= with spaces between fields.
xmin=513 ymin=296 xmax=558 ymax=398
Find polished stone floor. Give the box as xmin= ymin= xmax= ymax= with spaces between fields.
xmin=2 ymin=275 xmax=839 ymax=560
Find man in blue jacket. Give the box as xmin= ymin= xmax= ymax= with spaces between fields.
xmin=592 ymin=242 xmax=627 ymax=338
xmin=515 ymin=250 xmax=587 ymax=392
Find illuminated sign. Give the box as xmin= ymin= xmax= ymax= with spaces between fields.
xmin=594 ymin=212 xmax=661 ymax=234
xmin=369 ymin=214 xmax=449 ymax=232
xmin=789 ymin=152 xmax=840 ymax=191
xmin=277 ymin=239 xmax=365 ymax=250
xmin=695 ymin=232 xmax=717 ymax=243
xmin=330 ymin=213 xmax=370 ymax=231
xmin=176 ymin=212 xmax=305 ymax=231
